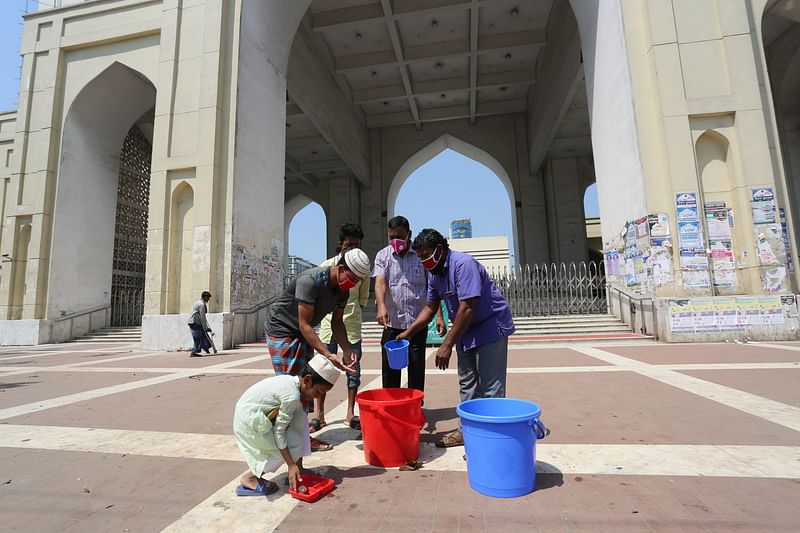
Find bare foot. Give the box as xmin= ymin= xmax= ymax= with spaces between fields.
xmin=240 ymin=471 xmax=260 ymax=490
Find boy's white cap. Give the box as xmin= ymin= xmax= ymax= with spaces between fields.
xmin=309 ymin=356 xmax=340 ymax=385
xmin=344 ymin=248 xmax=371 ymax=279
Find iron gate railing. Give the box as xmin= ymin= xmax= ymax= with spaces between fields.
xmin=489 ymin=261 xmax=607 ymax=316
xmin=111 ymin=289 xmax=144 ymax=326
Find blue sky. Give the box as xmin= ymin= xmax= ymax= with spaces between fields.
xmin=0 ymin=1 xmax=28 ymax=112
xmin=0 ymin=2 xmax=599 ymax=267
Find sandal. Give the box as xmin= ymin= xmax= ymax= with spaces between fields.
xmin=309 ymin=418 xmax=327 ymax=433
xmin=235 ymin=479 xmax=279 ymax=496
xmin=310 ymin=437 xmax=333 ymax=452
xmin=435 ymin=429 xmax=464 ymax=448
xmin=347 ymin=416 xmax=361 ymax=430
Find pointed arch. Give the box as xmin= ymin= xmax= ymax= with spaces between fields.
xmin=285 ymin=194 xmax=327 ymax=269
xmin=48 ymin=62 xmax=156 ymax=319
xmin=168 ymin=181 xmax=195 ymax=314
xmin=695 ymin=130 xmax=733 ymax=194
xmin=387 ymin=134 xmax=520 ymax=261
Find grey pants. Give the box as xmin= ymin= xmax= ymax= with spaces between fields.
xmin=456 ymin=335 xmax=509 ymax=402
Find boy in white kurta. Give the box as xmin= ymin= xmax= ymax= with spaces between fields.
xmin=233 ymin=357 xmax=340 ymax=496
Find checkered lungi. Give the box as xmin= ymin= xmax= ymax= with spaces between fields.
xmin=266 ymin=335 xmax=313 ymax=376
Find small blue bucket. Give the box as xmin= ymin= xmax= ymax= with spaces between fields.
xmin=457 ymin=398 xmax=547 ymax=498
xmin=385 ymin=339 xmax=409 ymax=369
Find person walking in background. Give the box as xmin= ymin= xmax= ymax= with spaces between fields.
xmin=188 ymin=291 xmax=213 ymax=357
xmin=397 ymin=228 xmax=515 ymax=448
xmin=373 ymin=216 xmax=445 ymax=392
xmin=317 ymin=222 xmax=370 ymax=430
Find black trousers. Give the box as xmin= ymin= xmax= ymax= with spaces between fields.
xmin=381 ymin=326 xmax=428 ymax=391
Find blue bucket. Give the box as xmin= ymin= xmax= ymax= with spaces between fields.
xmin=385 ymin=339 xmax=409 ymax=369
xmin=457 ymin=398 xmax=547 ymax=498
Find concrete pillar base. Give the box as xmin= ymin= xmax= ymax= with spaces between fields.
xmin=141 ymin=308 xmax=270 ymax=351
xmin=0 ymin=319 xmax=53 ymax=345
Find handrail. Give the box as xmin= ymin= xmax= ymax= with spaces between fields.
xmin=52 ymin=304 xmax=110 ymax=323
xmin=607 ymin=284 xmax=658 ymax=339
xmin=231 ymin=296 xmax=277 ymax=315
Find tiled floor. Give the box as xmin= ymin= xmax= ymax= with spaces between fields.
xmin=0 ymin=338 xmax=798 ymax=532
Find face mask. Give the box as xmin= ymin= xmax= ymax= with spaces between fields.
xmin=390 ymin=238 xmax=408 ymax=254
xmin=337 ymin=268 xmax=357 ymax=291
xmin=421 ymin=246 xmax=441 ymax=271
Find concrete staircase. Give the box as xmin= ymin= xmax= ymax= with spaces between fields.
xmin=361 ymin=314 xmax=647 ymax=343
xmin=73 ymin=326 xmax=141 ymax=344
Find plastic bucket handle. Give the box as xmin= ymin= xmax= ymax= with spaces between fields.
xmin=360 ymin=404 xmax=425 ymax=431
xmin=529 ymin=418 xmax=548 ymax=440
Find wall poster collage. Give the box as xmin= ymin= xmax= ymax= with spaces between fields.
xmin=668 ymin=295 xmax=795 ymax=334
xmin=605 ymin=212 xmax=674 ymax=292
xmin=750 ymin=187 xmax=788 ymax=292
xmin=675 ymin=192 xmax=710 ymax=289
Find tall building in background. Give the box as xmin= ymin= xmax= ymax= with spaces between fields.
xmin=286 ymin=255 xmax=316 ymax=277
xmin=450 ymin=219 xmax=472 ymax=239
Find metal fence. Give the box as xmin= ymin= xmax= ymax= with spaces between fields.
xmin=111 ymin=289 xmax=144 ymax=326
xmin=489 ymin=262 xmax=607 ymax=316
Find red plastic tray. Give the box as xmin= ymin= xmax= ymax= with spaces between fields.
xmin=289 ymin=473 xmax=335 ymax=503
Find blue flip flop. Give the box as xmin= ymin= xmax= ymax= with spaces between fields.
xmin=236 ymin=480 xmax=279 ymax=496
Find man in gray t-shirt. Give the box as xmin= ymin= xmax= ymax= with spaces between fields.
xmin=266 ymin=248 xmax=371 ymax=377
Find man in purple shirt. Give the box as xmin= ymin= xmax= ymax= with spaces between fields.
xmin=373 ymin=216 xmax=445 ymax=391
xmin=398 ymin=228 xmax=515 ymax=448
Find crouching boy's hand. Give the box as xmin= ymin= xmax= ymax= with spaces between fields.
xmin=287 ymin=463 xmax=303 ymax=491
xmin=280 ymin=447 xmax=303 ymax=490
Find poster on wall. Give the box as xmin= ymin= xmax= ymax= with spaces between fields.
xmin=635 ymin=216 xmax=650 ymax=239
xmin=779 ymin=208 xmax=794 ymax=272
xmin=692 ymin=297 xmax=717 ymax=331
xmin=781 ymin=295 xmax=798 ymax=319
xmin=669 ymin=300 xmax=695 ymax=332
xmin=604 ymin=250 xmax=621 ymax=279
xmin=755 ymin=223 xmax=785 ymax=265
xmin=648 ymin=213 xmax=670 ymax=237
xmin=678 ymin=221 xmax=704 ymax=248
xmin=705 ymin=201 xmax=732 ymax=241
xmin=677 ymin=206 xmax=699 ymax=223
xmin=737 ymin=296 xmax=763 ymax=326
xmin=676 ymin=192 xmax=698 ymax=209
xmin=760 ymin=296 xmax=784 ymax=325
xmin=648 ymin=244 xmax=674 ymax=286
xmin=751 ymin=188 xmax=776 ymax=224
xmin=714 ymin=297 xmax=739 ymax=330
xmin=761 ymin=266 xmax=786 ymax=292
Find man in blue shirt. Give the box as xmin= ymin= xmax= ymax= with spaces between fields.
xmin=398 ymin=228 xmax=515 ymax=448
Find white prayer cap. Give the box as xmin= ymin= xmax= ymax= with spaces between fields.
xmin=344 ymin=248 xmax=371 ymax=279
xmin=309 ymin=356 xmax=340 ymax=386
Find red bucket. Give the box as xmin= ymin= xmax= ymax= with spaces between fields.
xmin=356 ymin=388 xmax=425 ymax=467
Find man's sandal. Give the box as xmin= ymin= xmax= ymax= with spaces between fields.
xmin=435 ymin=429 xmax=464 ymax=448
xmin=310 ymin=437 xmax=333 ymax=452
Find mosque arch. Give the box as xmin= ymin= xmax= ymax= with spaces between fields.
xmin=387 ymin=134 xmax=520 ymax=262
xmin=47 ymin=62 xmax=156 ymax=319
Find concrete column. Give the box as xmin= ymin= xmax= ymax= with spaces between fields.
xmin=325 ymin=176 xmax=362 ymax=258
xmin=514 ymin=114 xmax=548 ymax=265
xmin=544 ymin=158 xmax=589 ymax=264
xmin=616 ymin=0 xmax=797 ymax=296
xmin=360 ymin=128 xmax=385 ymax=263
xmin=569 ymin=0 xmax=648 ymax=247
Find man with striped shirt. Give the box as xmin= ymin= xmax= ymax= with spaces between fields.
xmin=373 ymin=216 xmax=445 ymax=391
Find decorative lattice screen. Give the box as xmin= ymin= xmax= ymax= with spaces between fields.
xmin=111 ymin=125 xmax=151 ymax=326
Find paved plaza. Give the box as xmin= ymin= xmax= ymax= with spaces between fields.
xmin=1 ymin=338 xmax=799 ymax=532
